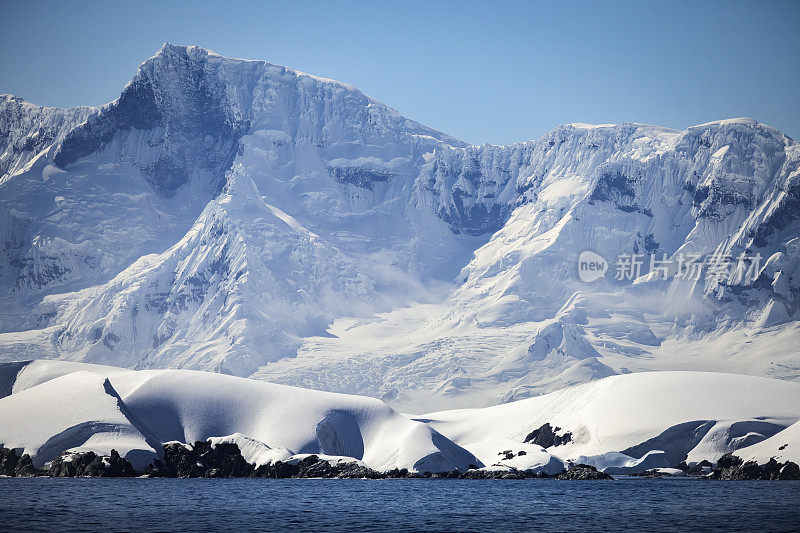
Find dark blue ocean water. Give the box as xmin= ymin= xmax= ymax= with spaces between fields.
xmin=1 ymin=477 xmax=799 ymax=532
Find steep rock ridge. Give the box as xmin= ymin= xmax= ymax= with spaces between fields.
xmin=53 ymin=44 xmax=250 ymax=196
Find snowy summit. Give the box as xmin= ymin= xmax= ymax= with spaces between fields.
xmin=0 ymin=45 xmax=799 ymax=476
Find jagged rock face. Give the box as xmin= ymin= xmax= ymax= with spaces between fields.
xmin=0 ymin=447 xmax=39 ymax=477
xmin=161 ymin=441 xmax=254 ymax=478
xmin=0 ymin=45 xmax=799 ymax=408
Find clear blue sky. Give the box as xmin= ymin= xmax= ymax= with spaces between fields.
xmin=1 ymin=0 xmax=798 ymax=145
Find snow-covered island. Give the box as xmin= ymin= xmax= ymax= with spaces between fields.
xmin=0 ymin=360 xmax=798 ymax=480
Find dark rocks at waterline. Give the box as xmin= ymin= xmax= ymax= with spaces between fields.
xmin=141 ymin=458 xmax=171 ymax=477
xmin=161 ymin=442 xmax=206 ymax=478
xmin=161 ymin=440 xmax=254 ymax=478
xmin=555 ymin=464 xmax=614 ymax=480
xmin=460 ymin=468 xmax=551 ymax=479
xmin=0 ymin=447 xmax=40 ymax=477
xmin=706 ymin=453 xmax=800 ymax=480
xmin=48 ymin=449 xmax=137 ymax=478
xmin=632 ymin=469 xmax=685 ymax=478
xmin=253 ymin=455 xmax=385 ymax=479
xmin=763 ymin=458 xmax=800 ymax=480
xmin=524 ymin=423 xmax=573 ymax=448
xmin=14 ymin=444 xmax=798 ymax=481
xmin=677 ymin=459 xmax=713 ymax=475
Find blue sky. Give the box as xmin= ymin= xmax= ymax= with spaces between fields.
xmin=1 ymin=0 xmax=798 ymax=145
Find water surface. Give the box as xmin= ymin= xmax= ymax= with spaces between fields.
xmin=2 ymin=477 xmax=798 ymax=532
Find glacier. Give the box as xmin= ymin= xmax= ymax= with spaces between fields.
xmin=0 ymin=44 xmax=798 ymax=412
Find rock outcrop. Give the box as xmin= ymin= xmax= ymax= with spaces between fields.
xmin=555 ymin=463 xmax=614 ymax=480
xmin=706 ymin=453 xmax=800 ymax=480
xmin=0 ymin=447 xmax=40 ymax=477
xmin=524 ymin=423 xmax=573 ymax=448
xmin=47 ymin=449 xmax=137 ymax=477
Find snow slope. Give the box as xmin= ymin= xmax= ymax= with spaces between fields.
xmin=0 ymin=45 xmax=799 ymax=410
xmin=420 ymin=371 xmax=800 ymax=472
xmin=2 ymin=361 xmax=798 ymax=474
xmin=0 ymin=360 xmax=477 ymax=472
xmin=254 ymin=121 xmax=800 ymax=410
xmin=735 ymin=419 xmax=800 ymax=465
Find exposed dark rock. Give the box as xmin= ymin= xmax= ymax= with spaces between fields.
xmin=253 ymin=459 xmax=300 ymax=479
xmin=193 ymin=441 xmax=254 ymax=478
xmin=524 ymin=423 xmax=573 ymax=448
xmin=53 ymin=46 xmax=248 ymax=198
xmin=0 ymin=447 xmax=42 ymax=477
xmin=383 ymin=468 xmax=411 ymax=478
xmin=706 ymin=453 xmax=800 ymax=480
xmin=460 ymin=468 xmax=549 ymax=479
xmin=14 ymin=454 xmax=39 ymax=477
xmin=555 ymin=463 xmax=614 ymax=480
xmin=162 ymin=442 xmax=207 ymax=478
xmin=48 ymin=449 xmax=136 ymax=477
xmin=677 ymin=459 xmax=713 ymax=475
xmin=0 ymin=446 xmax=19 ymax=476
xmin=141 ymin=458 xmax=170 ymax=477
xmin=254 ymin=455 xmax=383 ymax=479
xmin=328 ymin=166 xmax=393 ymax=190
xmin=778 ymin=461 xmax=800 ymax=480
xmin=632 ymin=469 xmax=684 ymax=478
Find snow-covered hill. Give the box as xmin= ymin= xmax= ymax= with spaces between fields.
xmin=0 ymin=360 xmax=477 ymax=472
xmin=420 ymin=370 xmax=800 ymax=472
xmin=2 ymin=361 xmax=798 ymax=474
xmin=0 ymin=44 xmax=798 ymax=410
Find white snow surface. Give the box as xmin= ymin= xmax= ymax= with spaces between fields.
xmin=0 ymin=44 xmax=799 ymax=411
xmin=420 ymin=370 xmax=800 ymax=472
xmin=2 ymin=361 xmax=799 ymax=474
xmin=0 ymin=360 xmax=477 ymax=473
xmin=735 ymin=419 xmax=800 ymax=465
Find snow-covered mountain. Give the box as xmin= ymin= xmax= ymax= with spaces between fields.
xmin=0 ymin=44 xmax=798 ymax=411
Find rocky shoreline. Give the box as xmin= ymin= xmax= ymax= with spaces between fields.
xmin=2 ymin=444 xmax=798 ymax=480
xmin=0 ymin=442 xmax=613 ymax=480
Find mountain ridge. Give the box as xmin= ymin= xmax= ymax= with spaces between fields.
xmin=0 ymin=45 xmax=798 ymax=410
